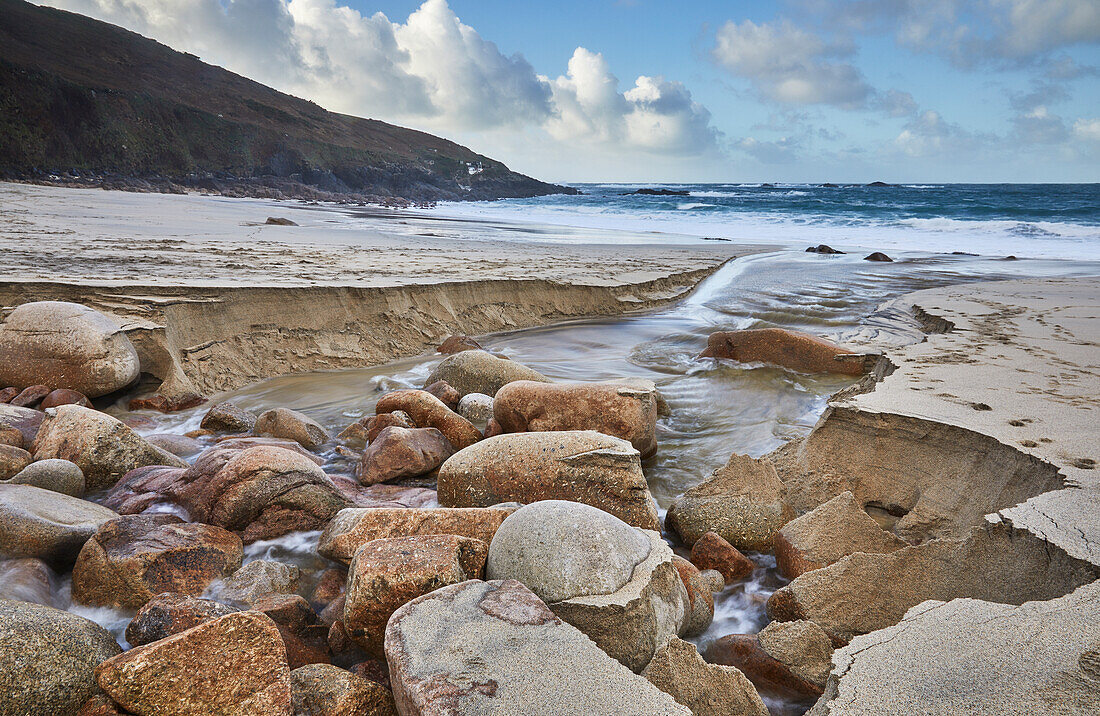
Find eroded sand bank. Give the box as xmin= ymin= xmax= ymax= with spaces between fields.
xmin=0 ymin=182 xmax=771 ymax=400
xmin=788 ymin=278 xmax=1100 ymax=714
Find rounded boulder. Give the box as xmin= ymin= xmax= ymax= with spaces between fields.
xmin=0 ymin=301 xmax=140 ymax=397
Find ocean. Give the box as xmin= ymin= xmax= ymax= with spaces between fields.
xmin=436 ymin=182 xmax=1100 ymax=260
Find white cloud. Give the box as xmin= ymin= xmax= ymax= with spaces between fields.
xmin=1073 ymin=118 xmax=1100 ymax=142
xmin=894 ymin=110 xmax=987 ymax=157
xmin=42 ymin=0 xmax=718 ymax=160
xmin=712 ymin=20 xmax=874 ymax=108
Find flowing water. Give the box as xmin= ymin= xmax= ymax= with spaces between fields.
xmin=55 ymin=182 xmax=1100 ymax=713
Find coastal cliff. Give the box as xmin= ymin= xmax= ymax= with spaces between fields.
xmin=0 ymin=0 xmax=574 ymax=203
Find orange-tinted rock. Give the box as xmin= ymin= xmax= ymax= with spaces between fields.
xmin=11 ymin=384 xmax=50 ymax=407
xmin=174 ymin=445 xmax=348 ymax=543
xmin=95 ymin=611 xmax=292 ymax=715
xmin=39 ymin=388 xmax=91 ymax=409
xmin=483 ymin=417 xmax=503 ymax=438
xmin=0 ymin=403 xmax=43 ymax=446
xmin=671 ymin=555 xmax=714 ymax=638
xmin=125 ymin=593 xmax=239 ymax=647
xmin=253 ymin=594 xmax=331 ymax=669
xmin=72 ymin=514 xmax=243 ymax=609
xmin=290 ymin=663 xmax=397 ymax=716
xmin=253 ymin=408 xmax=330 ymax=449
xmin=127 ymin=393 xmax=207 ymax=413
xmin=0 ymin=443 xmax=31 ymax=479
xmin=438 ymin=335 xmax=483 ymax=354
xmin=0 ymin=387 xmax=17 ymax=403
xmin=703 ymin=633 xmax=823 ymax=699
xmin=0 ymin=426 xmax=21 ymax=448
xmin=438 ymin=431 xmax=661 ymax=531
xmin=494 ymin=380 xmax=660 ymax=458
xmin=343 ymin=535 xmax=488 ymax=656
xmin=311 ymin=568 xmax=347 ymax=608
xmin=318 ymin=506 xmax=516 ymax=565
xmin=690 ymin=531 xmax=756 ymax=583
xmin=374 ymin=390 xmax=481 ymax=450
xmin=355 ymin=426 xmax=454 ymax=487
xmin=76 ymin=694 xmax=132 ymax=715
xmin=423 ymin=380 xmax=460 ymax=410
xmin=699 ymin=328 xmax=867 ymax=376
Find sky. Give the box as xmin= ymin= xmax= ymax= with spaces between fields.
xmin=40 ymin=0 xmax=1100 ymax=183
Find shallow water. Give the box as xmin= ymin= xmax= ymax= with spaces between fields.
xmin=94 ymin=246 xmax=1099 ymax=711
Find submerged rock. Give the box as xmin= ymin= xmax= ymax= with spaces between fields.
xmin=438 ymin=431 xmax=661 ymax=530
xmin=384 ymin=579 xmax=690 ymax=714
xmin=0 ymin=557 xmax=54 ymax=606
xmin=424 ymin=349 xmax=550 ymax=397
xmin=863 ymin=252 xmax=893 ymax=262
xmin=806 ymin=244 xmax=844 ymax=254
xmin=318 ymin=505 xmax=516 ymax=565
xmin=145 ymin=433 xmax=205 ymax=458
xmin=254 ymin=408 xmax=331 ymax=449
xmin=493 ymin=379 xmax=660 ymax=458
xmin=0 ymin=600 xmax=122 ymax=715
xmin=774 ymin=491 xmax=908 ymax=579
xmin=95 ymin=611 xmax=293 ymax=715
xmin=374 ymin=389 xmax=481 ymax=450
xmin=0 ymin=483 xmax=118 ymax=566
xmin=343 ymin=534 xmax=488 ymax=656
xmin=32 ymin=405 xmax=187 ymax=491
xmin=72 ymin=514 xmax=243 ymax=609
xmin=699 ymin=328 xmax=867 ymax=376
xmin=0 ymin=301 xmax=140 ymax=398
xmin=355 ymin=426 xmax=454 ymax=486
xmin=643 ymin=637 xmax=769 ymax=716
xmin=666 ymin=453 xmax=793 ymax=551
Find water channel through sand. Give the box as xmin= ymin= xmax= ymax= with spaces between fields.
xmin=67 ymin=248 xmax=1100 ymax=715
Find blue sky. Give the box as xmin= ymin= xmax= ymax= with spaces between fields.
xmin=43 ymin=0 xmax=1100 ymax=182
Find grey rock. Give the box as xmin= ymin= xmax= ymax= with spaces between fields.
xmin=3 ymin=459 xmax=85 ymax=497
xmin=0 ymin=483 xmax=118 ymax=566
xmin=0 ymin=301 xmax=140 ymax=398
xmin=384 ymin=578 xmax=690 ymax=715
xmin=146 ymin=433 xmax=205 ymax=458
xmin=214 ymin=560 xmax=302 ymax=607
xmin=425 ymin=350 xmax=550 ymax=398
xmin=698 ymin=569 xmax=726 ymax=593
xmin=810 ymin=581 xmax=1100 ymax=716
xmin=32 ymin=405 xmax=187 ymax=492
xmin=457 ymin=392 xmax=494 ymax=425
xmin=486 ymin=500 xmax=651 ymax=604
xmin=201 ymin=402 xmax=258 ymax=433
xmin=254 ymin=407 xmax=330 ymax=449
xmin=0 ymin=599 xmax=122 ymax=715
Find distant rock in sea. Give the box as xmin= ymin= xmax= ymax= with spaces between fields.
xmin=628 ymin=189 xmax=690 ymax=196
xmin=806 ymin=245 xmax=845 ymax=254
xmin=866 ymin=181 xmax=893 ymax=187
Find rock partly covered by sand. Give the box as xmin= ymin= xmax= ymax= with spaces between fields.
xmin=774 ymin=491 xmax=908 ymax=579
xmin=0 ymin=600 xmax=122 ymax=715
xmin=438 ymin=431 xmax=661 ymax=530
xmin=643 ymin=637 xmax=769 ymax=716
xmin=493 ymin=379 xmax=660 ymax=458
xmin=384 ymin=579 xmax=690 ymax=715
xmin=0 ymin=301 xmax=140 ymax=397
xmin=699 ymin=328 xmax=869 ymax=376
xmin=425 ymin=350 xmax=550 ymax=398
